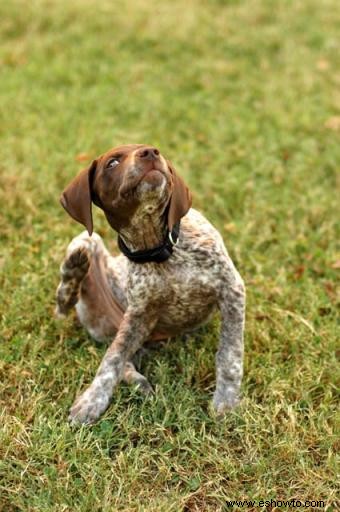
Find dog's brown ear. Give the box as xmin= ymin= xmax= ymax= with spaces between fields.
xmin=167 ymin=160 xmax=192 ymax=230
xmin=60 ymin=160 xmax=97 ymax=236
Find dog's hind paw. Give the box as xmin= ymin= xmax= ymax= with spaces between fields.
xmin=61 ymin=246 xmax=91 ymax=281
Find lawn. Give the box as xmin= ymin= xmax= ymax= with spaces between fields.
xmin=0 ymin=0 xmax=338 ymax=510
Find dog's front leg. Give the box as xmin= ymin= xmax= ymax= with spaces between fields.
xmin=69 ymin=308 xmax=157 ymax=425
xmin=213 ymin=275 xmax=245 ymax=415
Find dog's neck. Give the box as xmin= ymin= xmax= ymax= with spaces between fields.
xmin=118 ymin=211 xmax=168 ymax=252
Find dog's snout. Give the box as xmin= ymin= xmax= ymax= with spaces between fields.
xmin=136 ymin=147 xmax=160 ymax=161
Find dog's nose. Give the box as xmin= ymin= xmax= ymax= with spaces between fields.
xmin=136 ymin=147 xmax=160 ymax=161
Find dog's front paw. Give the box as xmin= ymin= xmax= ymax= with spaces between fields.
xmin=69 ymin=386 xmax=110 ymax=425
xmin=212 ymin=388 xmax=240 ymax=416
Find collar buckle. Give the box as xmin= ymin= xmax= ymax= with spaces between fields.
xmin=168 ymin=230 xmax=178 ymax=246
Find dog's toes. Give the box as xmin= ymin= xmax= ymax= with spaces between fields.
xmin=62 ymin=246 xmax=91 ymax=281
xmin=68 ymin=388 xmax=110 ymax=425
xmin=68 ymin=402 xmax=101 ymax=425
xmin=68 ymin=246 xmax=90 ymax=269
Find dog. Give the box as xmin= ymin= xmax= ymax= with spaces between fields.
xmin=56 ymin=144 xmax=245 ymax=424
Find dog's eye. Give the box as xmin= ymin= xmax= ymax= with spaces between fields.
xmin=106 ymin=157 xmax=120 ymax=169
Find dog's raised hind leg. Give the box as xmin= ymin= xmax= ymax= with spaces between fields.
xmin=55 ymin=233 xmax=94 ymax=318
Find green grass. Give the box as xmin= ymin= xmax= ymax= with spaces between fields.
xmin=0 ymin=0 xmax=339 ymax=510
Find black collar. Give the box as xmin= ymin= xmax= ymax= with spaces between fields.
xmin=117 ymin=222 xmax=180 ymax=263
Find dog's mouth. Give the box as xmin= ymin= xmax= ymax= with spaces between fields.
xmin=119 ymin=167 xmax=167 ymax=199
xmin=140 ymin=169 xmax=166 ymax=189
xmin=142 ymin=168 xmax=164 ymax=179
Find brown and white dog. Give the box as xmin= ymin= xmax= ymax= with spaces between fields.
xmin=56 ymin=144 xmax=245 ymax=424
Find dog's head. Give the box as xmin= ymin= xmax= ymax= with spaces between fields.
xmin=60 ymin=144 xmax=192 ymax=235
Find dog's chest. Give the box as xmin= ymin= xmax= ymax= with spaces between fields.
xmin=126 ymin=247 xmax=219 ymax=332
xmin=124 ymin=208 xmax=229 ymax=329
